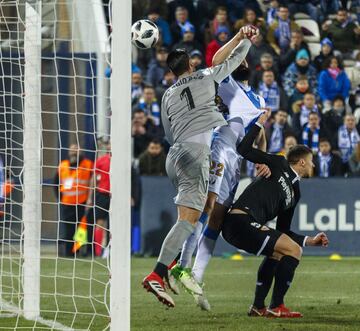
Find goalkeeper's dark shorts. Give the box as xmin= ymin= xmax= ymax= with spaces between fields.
xmin=222 ymin=213 xmax=282 ymax=257
xmin=94 ymin=191 xmax=111 ymax=222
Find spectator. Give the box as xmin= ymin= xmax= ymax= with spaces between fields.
xmin=172 ymin=22 xmax=203 ymax=54
xmin=132 ymin=68 xmax=144 ymax=106
xmin=338 ymin=114 xmax=360 ymax=167
xmin=288 ymin=76 xmax=311 ymax=112
xmin=134 ymin=85 xmax=161 ymax=126
xmin=322 ymin=96 xmax=347 ymax=148
xmin=249 ymin=52 xmax=280 ymax=88
xmin=283 ymin=49 xmax=317 ymax=98
xmin=132 ymin=0 xmax=168 ymax=22
xmin=247 ymin=34 xmax=279 ymax=73
xmin=234 ymin=8 xmax=267 ymax=37
xmin=319 ymin=0 xmax=339 ymax=22
xmin=321 ymin=8 xmax=360 ymax=59
xmin=170 ymin=6 xmax=192 ymax=44
xmin=313 ymin=138 xmax=344 ymax=177
xmin=205 ymin=25 xmax=230 ymax=67
xmin=287 ymin=0 xmax=319 ymax=22
xmin=189 ymin=49 xmax=205 ymax=70
xmin=132 ymin=108 xmax=162 ymax=139
xmin=54 ymin=144 xmax=94 ymax=257
xmin=279 ymin=30 xmax=311 ymax=73
xmin=155 ymin=69 xmax=176 ymax=102
xmin=203 ymin=6 xmax=232 ymax=46
xmin=292 ymin=92 xmax=320 ymax=135
xmin=349 ymin=142 xmax=360 ymax=176
xmin=147 ymin=7 xmax=172 ymax=46
xmin=139 ymin=138 xmax=167 ymax=176
xmin=226 ymin=0 xmax=263 ymax=23
xmin=301 ymin=112 xmax=326 ymax=153
xmin=266 ymin=5 xmax=300 ymax=55
xmin=314 ymin=38 xmax=335 ymax=72
xmin=132 ymin=114 xmax=152 ymax=158
xmin=257 ymin=70 xmax=288 ymax=113
xmin=266 ymin=110 xmax=293 ymax=153
xmin=146 ymin=46 xmax=169 ymax=88
xmin=278 ymin=134 xmax=298 ymax=156
xmin=265 ymin=0 xmax=280 ymax=26
xmin=318 ymin=56 xmax=351 ymax=109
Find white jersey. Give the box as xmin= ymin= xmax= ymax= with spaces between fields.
xmin=209 ymin=75 xmax=265 ymax=207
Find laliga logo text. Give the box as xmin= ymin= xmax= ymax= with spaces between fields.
xmin=299 ymin=201 xmax=360 ymax=231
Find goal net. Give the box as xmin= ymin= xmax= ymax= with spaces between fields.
xmin=0 ymin=0 xmax=128 ymax=330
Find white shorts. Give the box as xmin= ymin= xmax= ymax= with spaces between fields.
xmin=208 ymin=134 xmax=242 ymax=207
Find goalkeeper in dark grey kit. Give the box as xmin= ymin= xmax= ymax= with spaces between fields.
xmin=142 ymin=26 xmax=259 ymax=308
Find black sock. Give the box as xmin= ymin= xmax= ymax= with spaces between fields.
xmin=270 ymin=255 xmax=299 ymax=309
xmin=253 ymin=257 xmax=279 ymax=309
xmin=174 ymin=252 xmax=181 ymax=263
xmin=154 ymin=262 xmax=168 ymax=279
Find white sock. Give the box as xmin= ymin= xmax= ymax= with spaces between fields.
xmin=179 ymin=212 xmax=208 ymax=268
xmin=192 ymin=225 xmax=219 ymax=283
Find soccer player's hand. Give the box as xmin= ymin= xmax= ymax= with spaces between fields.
xmin=255 ymin=163 xmax=271 ymax=178
xmin=306 ymin=232 xmax=329 ymax=247
xmin=238 ymin=25 xmax=259 ymax=41
xmin=257 ymin=109 xmax=271 ymax=125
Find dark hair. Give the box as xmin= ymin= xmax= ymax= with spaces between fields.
xmin=309 ymin=111 xmax=319 ymax=118
xmin=319 ymin=137 xmax=331 ymax=145
xmin=338 ymin=7 xmax=347 ymax=13
xmin=262 ymin=69 xmax=275 ymax=76
xmin=150 ymin=138 xmax=162 ymax=145
xmin=215 ymin=6 xmax=227 ymax=14
xmin=333 ymin=95 xmax=345 ymax=104
xmin=324 ymin=55 xmax=343 ymax=70
xmin=143 ymin=84 xmax=155 ymax=91
xmin=167 ymin=49 xmax=190 ymax=77
xmin=287 ymin=145 xmax=312 ymax=164
xmin=132 ymin=108 xmax=146 ymax=116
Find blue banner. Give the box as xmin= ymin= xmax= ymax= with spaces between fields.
xmin=140 ymin=177 xmax=360 ymax=256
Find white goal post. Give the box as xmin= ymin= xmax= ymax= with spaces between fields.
xmin=0 ymin=0 xmax=131 ymax=330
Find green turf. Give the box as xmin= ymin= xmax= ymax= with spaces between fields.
xmin=132 ymin=257 xmax=360 ymax=331
xmin=0 ymin=257 xmax=359 ymax=330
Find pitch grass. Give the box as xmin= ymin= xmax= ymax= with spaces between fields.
xmin=132 ymin=257 xmax=360 ymax=331
xmin=0 ymin=257 xmax=359 ymax=330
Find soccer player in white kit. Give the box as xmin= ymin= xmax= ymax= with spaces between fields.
xmin=171 ymin=32 xmax=272 ymax=310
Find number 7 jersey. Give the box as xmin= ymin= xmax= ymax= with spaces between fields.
xmin=161 ymin=39 xmax=252 ymax=145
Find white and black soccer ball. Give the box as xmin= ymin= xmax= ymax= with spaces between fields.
xmin=131 ymin=19 xmax=159 ymax=49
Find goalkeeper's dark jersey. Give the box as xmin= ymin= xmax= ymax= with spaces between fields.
xmin=232 ymin=123 xmax=305 ymax=246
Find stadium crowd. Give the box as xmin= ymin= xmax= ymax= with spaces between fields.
xmin=131 ymin=0 xmax=360 ymax=179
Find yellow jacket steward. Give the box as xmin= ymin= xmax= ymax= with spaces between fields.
xmin=59 ymin=159 xmax=94 ymax=205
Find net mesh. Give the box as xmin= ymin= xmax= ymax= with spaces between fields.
xmin=0 ymin=1 xmax=112 ymax=329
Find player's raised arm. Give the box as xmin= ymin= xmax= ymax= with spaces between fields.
xmin=210 ymin=26 xmax=258 ymax=83
xmin=236 ymin=110 xmax=283 ymax=167
xmin=212 ymin=26 xmax=258 ymax=66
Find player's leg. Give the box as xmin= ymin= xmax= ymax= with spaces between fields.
xmin=248 ymin=257 xmax=279 ymax=316
xmin=266 ymin=234 xmax=303 ymax=318
xmin=192 ymin=198 xmax=227 ymax=284
xmin=143 ymin=143 xmax=210 ymax=307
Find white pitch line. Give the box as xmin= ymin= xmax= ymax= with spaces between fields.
xmin=0 ymin=299 xmax=75 ymax=331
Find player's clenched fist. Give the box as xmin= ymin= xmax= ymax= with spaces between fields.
xmin=238 ymin=25 xmax=259 ymax=41
xmin=306 ymin=232 xmax=329 ymax=247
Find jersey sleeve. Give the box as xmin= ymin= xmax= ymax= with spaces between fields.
xmin=237 ymin=123 xmax=286 ymax=168
xmin=276 ymin=207 xmax=306 ymax=247
xmin=210 ymin=39 xmax=252 ymax=83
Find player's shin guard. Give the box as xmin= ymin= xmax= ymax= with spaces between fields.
xmin=253 ymin=257 xmax=279 ymax=309
xmin=154 ymin=220 xmax=195 ymax=278
xmin=179 ymin=212 xmax=208 ymax=268
xmin=269 ymin=255 xmax=299 ymax=308
xmin=192 ymin=225 xmax=219 ymax=283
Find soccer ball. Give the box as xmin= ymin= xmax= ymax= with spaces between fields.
xmin=132 ymin=19 xmax=159 ymax=49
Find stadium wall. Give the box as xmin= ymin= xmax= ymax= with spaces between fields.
xmin=140 ymin=177 xmax=360 ymax=256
